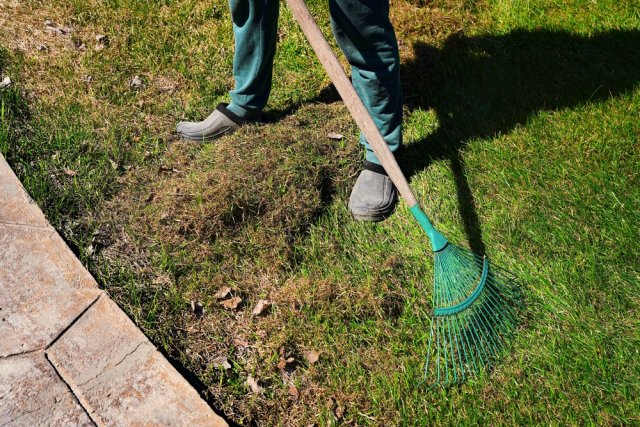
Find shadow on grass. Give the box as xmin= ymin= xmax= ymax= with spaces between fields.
xmin=399 ymin=29 xmax=640 ymax=254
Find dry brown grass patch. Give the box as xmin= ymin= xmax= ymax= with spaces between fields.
xmin=96 ymin=102 xmax=366 ymax=424
xmin=392 ymin=0 xmax=479 ymax=59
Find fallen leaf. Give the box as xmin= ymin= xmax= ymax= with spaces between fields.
xmin=38 ymin=44 xmax=49 ymax=52
xmin=277 ymin=358 xmax=287 ymax=370
xmin=214 ymin=286 xmax=231 ymax=299
xmin=221 ymin=296 xmax=242 ymax=310
xmin=246 ymin=375 xmax=261 ymax=393
xmin=277 ymin=356 xmax=295 ymax=371
xmin=252 ymin=299 xmax=271 ymax=316
xmin=109 ymin=159 xmax=118 ymax=170
xmin=212 ymin=356 xmax=231 ymax=370
xmin=327 ymin=132 xmax=344 ymax=140
xmin=233 ymin=338 xmax=249 ymax=348
xmin=288 ymin=383 xmax=299 ymax=400
xmin=0 ymin=76 xmax=11 ymax=88
xmin=64 ymin=168 xmax=77 ymax=176
xmin=303 ymin=350 xmax=319 ymax=365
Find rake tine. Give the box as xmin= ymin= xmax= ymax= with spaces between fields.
xmin=455 ymin=316 xmax=472 ymax=380
xmin=471 ymin=310 xmax=499 ymax=361
xmin=424 ymin=323 xmax=435 ymax=379
xmin=459 ymin=316 xmax=479 ymax=374
xmin=447 ymin=319 xmax=461 ymax=381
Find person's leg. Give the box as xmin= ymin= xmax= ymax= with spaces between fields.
xmin=329 ymin=0 xmax=402 ymax=165
xmin=228 ymin=0 xmax=280 ymax=118
xmin=176 ymin=0 xmax=279 ymax=141
xmin=329 ymin=0 xmax=402 ymax=221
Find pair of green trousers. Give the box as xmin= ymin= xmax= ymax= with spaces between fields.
xmin=227 ymin=0 xmax=402 ymax=165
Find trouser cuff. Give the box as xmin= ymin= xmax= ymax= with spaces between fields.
xmin=365 ymin=149 xmax=382 ymax=166
xmin=226 ymin=101 xmax=262 ymax=121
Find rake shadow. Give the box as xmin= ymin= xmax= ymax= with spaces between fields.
xmin=399 ymin=28 xmax=640 ymax=255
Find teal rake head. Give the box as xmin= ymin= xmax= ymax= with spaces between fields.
xmin=410 ymin=205 xmax=521 ymax=387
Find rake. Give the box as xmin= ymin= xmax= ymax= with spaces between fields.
xmin=286 ymin=0 xmax=521 ymax=386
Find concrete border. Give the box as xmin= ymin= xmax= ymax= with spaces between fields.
xmin=0 ymin=153 xmax=227 ymax=426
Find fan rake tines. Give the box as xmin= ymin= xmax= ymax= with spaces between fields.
xmin=424 ymin=244 xmax=521 ymax=387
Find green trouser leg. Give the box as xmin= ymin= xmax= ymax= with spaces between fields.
xmin=329 ymin=0 xmax=402 ymax=165
xmin=227 ymin=0 xmax=402 ymax=165
xmin=227 ymin=0 xmax=279 ymax=119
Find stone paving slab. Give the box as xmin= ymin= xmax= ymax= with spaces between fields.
xmin=0 ymin=352 xmax=93 ymax=426
xmin=0 ymin=154 xmax=49 ymax=228
xmin=0 ymin=152 xmax=228 ymax=425
xmin=0 ymin=224 xmax=101 ymax=357
xmin=47 ymin=296 xmax=225 ymax=426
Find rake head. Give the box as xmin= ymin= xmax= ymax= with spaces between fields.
xmin=424 ymin=243 xmax=521 ymax=387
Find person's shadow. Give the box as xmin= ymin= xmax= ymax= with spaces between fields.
xmin=396 ymin=29 xmax=640 ymax=254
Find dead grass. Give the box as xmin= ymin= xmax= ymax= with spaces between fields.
xmin=122 ymin=102 xmax=359 ymax=255
xmin=97 ymin=102 xmax=369 ymax=425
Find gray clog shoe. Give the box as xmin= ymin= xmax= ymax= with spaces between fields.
xmin=349 ymin=162 xmax=398 ymax=222
xmin=176 ymin=103 xmax=260 ymax=142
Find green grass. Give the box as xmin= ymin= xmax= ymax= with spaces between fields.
xmin=1 ymin=0 xmax=639 ymax=425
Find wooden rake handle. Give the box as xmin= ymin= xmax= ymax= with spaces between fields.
xmin=285 ymin=0 xmax=418 ymax=207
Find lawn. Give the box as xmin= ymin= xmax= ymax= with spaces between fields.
xmin=1 ymin=0 xmax=639 ymax=425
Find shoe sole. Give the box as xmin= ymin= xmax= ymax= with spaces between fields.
xmin=176 ymin=127 xmax=238 ymax=143
xmin=350 ymin=208 xmax=395 ymax=222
